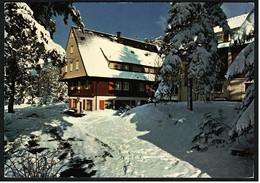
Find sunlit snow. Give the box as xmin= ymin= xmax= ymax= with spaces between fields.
xmin=4 ymin=102 xmax=254 ymax=178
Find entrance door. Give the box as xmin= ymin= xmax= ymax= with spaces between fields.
xmin=99 ymin=100 xmax=105 ymax=110
xmin=87 ymin=100 xmax=92 ymax=111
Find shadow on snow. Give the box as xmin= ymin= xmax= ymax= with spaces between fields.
xmin=127 ymin=102 xmax=254 ymax=178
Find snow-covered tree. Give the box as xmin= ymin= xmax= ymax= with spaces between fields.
xmin=23 ymin=59 xmax=68 ymax=105
xmin=144 ymin=37 xmax=162 ymax=48
xmin=27 ymin=2 xmax=85 ymax=38
xmin=4 ymin=2 xmax=84 ymax=112
xmin=4 ymin=2 xmax=64 ymax=112
xmin=155 ymin=2 xmax=229 ymax=110
xmin=225 ymin=9 xmax=254 ymax=143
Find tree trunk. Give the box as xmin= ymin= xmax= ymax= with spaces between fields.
xmin=8 ymin=79 xmax=15 ymax=113
xmin=8 ymin=95 xmax=14 ymax=113
xmin=187 ymin=77 xmax=193 ymax=111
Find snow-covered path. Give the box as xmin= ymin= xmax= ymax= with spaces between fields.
xmin=64 ymin=110 xmax=209 ymax=178
xmin=4 ymin=102 xmax=254 ymax=178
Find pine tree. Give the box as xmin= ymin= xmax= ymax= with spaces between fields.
xmin=4 ymin=3 xmax=64 ymax=112
xmin=27 ymin=2 xmax=85 ymax=37
xmin=4 ymin=2 xmax=84 ymax=112
xmin=225 ymin=9 xmax=254 ymax=143
xmin=155 ymin=2 xmax=229 ymax=110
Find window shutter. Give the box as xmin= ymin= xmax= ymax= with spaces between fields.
xmin=109 ymin=81 xmax=114 ymax=91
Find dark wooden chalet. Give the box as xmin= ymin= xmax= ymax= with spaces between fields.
xmin=59 ymin=27 xmax=161 ymax=112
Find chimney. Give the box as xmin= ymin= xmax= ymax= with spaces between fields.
xmin=117 ymin=31 xmax=121 ymax=43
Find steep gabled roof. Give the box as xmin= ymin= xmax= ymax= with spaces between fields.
xmin=214 ymin=13 xmax=249 ymax=33
xmin=72 ymin=27 xmax=161 ymax=81
xmin=214 ymin=13 xmax=250 ymax=48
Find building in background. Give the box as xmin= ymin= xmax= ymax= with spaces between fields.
xmin=60 ymin=13 xmax=254 ymax=113
xmin=213 ymin=13 xmax=254 ymax=101
xmin=167 ymin=13 xmax=254 ymax=102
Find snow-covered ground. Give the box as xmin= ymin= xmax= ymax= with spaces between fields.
xmin=4 ymin=101 xmax=254 ymax=178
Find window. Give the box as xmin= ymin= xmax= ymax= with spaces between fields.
xmin=75 ymin=61 xmax=79 ymax=70
xmin=70 ymin=62 xmax=73 ymax=71
xmin=70 ymin=45 xmax=74 ymax=54
xmin=144 ymin=67 xmax=149 ymax=73
xmin=213 ymin=83 xmax=223 ymax=93
xmin=87 ymin=100 xmax=92 ymax=110
xmin=224 ymin=33 xmax=229 ymax=42
xmin=70 ymin=82 xmax=74 ymax=90
xmin=117 ymin=64 xmax=122 ymax=70
xmin=65 ymin=65 xmax=68 ymax=73
xmin=73 ymin=99 xmax=77 ymax=108
xmin=123 ymin=64 xmax=129 ymax=70
xmin=123 ymin=82 xmax=129 ymax=91
xmin=216 ymin=32 xmax=224 ymax=43
xmin=132 ymin=65 xmax=142 ymax=72
xmin=78 ymin=81 xmax=81 ymax=90
xmin=172 ymin=85 xmax=179 ymax=95
xmin=139 ymin=83 xmax=145 ymax=91
xmin=149 ymin=68 xmax=155 ymax=74
xmin=85 ymin=80 xmax=90 ymax=90
xmin=115 ymin=81 xmax=122 ymax=90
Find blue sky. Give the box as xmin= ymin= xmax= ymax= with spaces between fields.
xmin=53 ymin=2 xmax=254 ymax=49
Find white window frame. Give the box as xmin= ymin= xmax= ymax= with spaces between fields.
xmin=123 ymin=82 xmax=129 ymax=91
xmin=115 ymin=81 xmax=122 ymax=90
xmin=70 ymin=62 xmax=73 ymax=71
xmin=75 ymin=60 xmax=79 ymax=70
xmin=65 ymin=65 xmax=68 ymax=73
xmin=144 ymin=67 xmax=149 ymax=73
xmin=78 ymin=81 xmax=81 ymax=90
xmin=123 ymin=64 xmax=129 ymax=70
xmin=216 ymin=32 xmax=224 ymax=43
xmin=139 ymin=83 xmax=145 ymax=91
xmin=86 ymin=80 xmax=89 ymax=90
xmin=117 ymin=63 xmax=122 ymax=70
xmin=70 ymin=82 xmax=74 ymax=90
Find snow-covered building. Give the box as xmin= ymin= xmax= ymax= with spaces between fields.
xmin=213 ymin=13 xmax=254 ymax=101
xmin=59 ymin=27 xmax=161 ymax=112
xmin=166 ymin=13 xmax=254 ymax=102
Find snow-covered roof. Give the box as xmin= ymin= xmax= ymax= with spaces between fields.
xmin=72 ymin=27 xmax=160 ymax=81
xmin=214 ymin=13 xmax=249 ymax=33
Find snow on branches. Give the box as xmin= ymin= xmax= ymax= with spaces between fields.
xmin=4 ymin=2 xmax=66 ymax=65
xmin=226 ymin=10 xmax=254 ymax=82
xmin=4 ymin=2 xmax=67 ymax=111
xmin=226 ymin=8 xmax=255 ymax=146
xmin=225 ymin=41 xmax=254 ymax=81
xmin=156 ymin=2 xmax=228 ymax=100
xmin=229 ymin=84 xmax=254 ymax=139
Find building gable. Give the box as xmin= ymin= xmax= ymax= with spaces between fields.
xmin=66 ymin=27 xmax=161 ymax=82
xmin=60 ymin=29 xmax=87 ymax=80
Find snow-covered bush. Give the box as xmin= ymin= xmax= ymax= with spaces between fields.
xmin=4 ymin=134 xmax=97 ymax=178
xmin=5 ymin=148 xmax=67 ymax=177
xmin=191 ymin=109 xmax=230 ymax=151
xmin=4 ymin=136 xmax=67 ymax=177
xmin=229 ymin=84 xmax=254 ymax=139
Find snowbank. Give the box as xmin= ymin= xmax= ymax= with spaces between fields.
xmin=4 ymin=101 xmax=254 ymax=178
